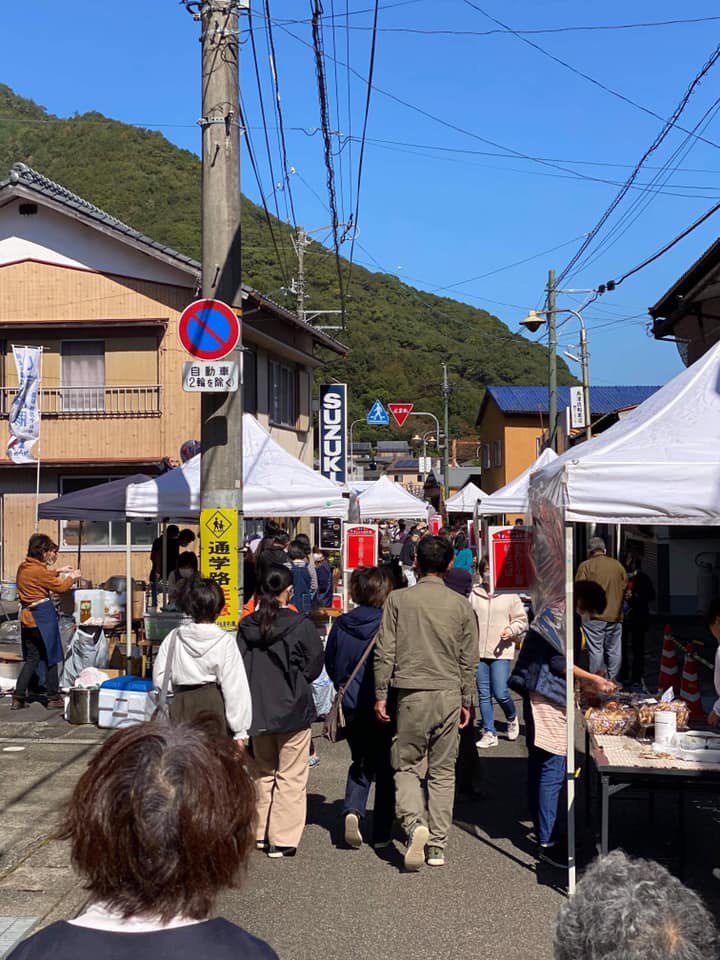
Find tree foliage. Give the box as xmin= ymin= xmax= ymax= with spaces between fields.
xmin=0 ymin=84 xmax=575 ymax=438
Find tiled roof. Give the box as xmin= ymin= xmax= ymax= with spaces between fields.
xmin=376 ymin=441 xmax=410 ymax=453
xmin=483 ymin=385 xmax=661 ymax=416
xmin=392 ymin=458 xmax=419 ymax=469
xmin=0 ymin=163 xmax=347 ymax=355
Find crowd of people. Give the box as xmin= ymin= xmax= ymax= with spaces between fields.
xmin=7 ymin=521 xmax=720 ymax=958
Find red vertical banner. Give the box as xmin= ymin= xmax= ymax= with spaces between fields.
xmin=489 ymin=526 xmax=533 ymax=592
xmin=429 ymin=514 xmax=442 ymax=535
xmin=343 ymin=524 xmax=379 ymax=572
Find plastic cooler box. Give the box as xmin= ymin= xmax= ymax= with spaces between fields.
xmin=98 ymin=676 xmax=156 ymax=729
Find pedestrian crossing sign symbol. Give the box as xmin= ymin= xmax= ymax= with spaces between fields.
xmin=367 ymin=399 xmax=389 ymax=425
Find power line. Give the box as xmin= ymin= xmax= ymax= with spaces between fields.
xmin=554 ymin=42 xmax=720 ymax=287
xmin=263 ymin=0 xmax=298 ymax=228
xmin=463 ymin=1 xmax=720 ymax=152
xmin=246 ymin=6 xmax=283 ymax=225
xmin=607 ymin=199 xmax=720 ymax=289
xmin=310 ymin=0 xmax=347 ymax=320
xmin=347 ymin=0 xmax=380 ymax=295
xmin=237 ymin=96 xmax=292 ymax=289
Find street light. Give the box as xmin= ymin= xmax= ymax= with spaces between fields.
xmin=348 ymin=418 xmax=365 ymax=480
xmin=412 ymin=431 xmax=437 ymax=481
xmin=520 ymin=308 xmax=591 ymax=443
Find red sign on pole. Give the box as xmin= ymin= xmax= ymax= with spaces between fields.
xmin=388 ymin=402 xmax=414 ymax=427
xmin=178 ymin=298 xmax=241 ymax=361
xmin=343 ymin=524 xmax=379 ymax=571
xmin=489 ymin=526 xmax=533 ymax=593
xmin=429 ymin=514 xmax=442 ymax=535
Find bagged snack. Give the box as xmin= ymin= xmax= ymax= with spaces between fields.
xmin=584 ymin=701 xmax=639 ymax=736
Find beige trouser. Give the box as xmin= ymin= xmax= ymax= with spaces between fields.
xmin=392 ymin=688 xmax=461 ymax=848
xmin=252 ymin=727 xmax=312 ymax=848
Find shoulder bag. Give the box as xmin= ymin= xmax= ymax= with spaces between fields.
xmin=153 ymin=629 xmax=179 ymax=721
xmin=323 ymin=634 xmax=377 ymax=743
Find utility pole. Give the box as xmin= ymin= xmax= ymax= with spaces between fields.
xmin=441 ymin=363 xmax=450 ymax=502
xmin=547 ymin=268 xmax=558 ymax=451
xmin=291 ymin=225 xmax=307 ymax=318
xmin=198 ymin=1 xmax=244 ymax=604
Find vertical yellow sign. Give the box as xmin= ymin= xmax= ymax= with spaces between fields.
xmin=200 ymin=508 xmax=239 ymax=630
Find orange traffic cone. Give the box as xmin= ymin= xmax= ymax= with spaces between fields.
xmin=680 ymin=643 xmax=705 ymax=723
xmin=657 ymin=624 xmax=680 ymax=695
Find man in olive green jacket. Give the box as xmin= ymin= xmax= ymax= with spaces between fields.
xmin=375 ymin=536 xmax=479 ymax=871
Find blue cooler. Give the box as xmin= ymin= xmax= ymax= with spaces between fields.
xmin=98 ymin=676 xmax=155 ymax=729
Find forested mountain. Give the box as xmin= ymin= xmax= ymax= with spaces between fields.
xmin=0 ymin=84 xmax=574 ymax=439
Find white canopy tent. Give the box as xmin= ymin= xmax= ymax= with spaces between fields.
xmin=527 ymin=340 xmax=720 ymax=893
xmin=445 ymin=481 xmax=488 ymax=513
xmin=477 ymin=447 xmax=558 ymax=516
xmin=126 ymin=414 xmax=348 ymax=520
xmin=357 ymin=475 xmax=430 ymax=520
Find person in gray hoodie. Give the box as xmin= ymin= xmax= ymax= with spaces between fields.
xmin=153 ymin=577 xmax=252 ymax=745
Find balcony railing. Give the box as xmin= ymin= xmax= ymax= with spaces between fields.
xmin=1 ymin=385 xmax=162 ymax=417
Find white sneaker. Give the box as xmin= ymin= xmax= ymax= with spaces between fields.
xmin=476 ymin=731 xmax=499 ymax=749
xmin=403 ymin=824 xmax=429 ymax=871
xmin=344 ymin=812 xmax=363 ymax=849
xmin=507 ymin=717 xmax=520 ymax=741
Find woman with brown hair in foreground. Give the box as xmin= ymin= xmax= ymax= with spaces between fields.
xmin=7 ymin=721 xmax=278 ymax=959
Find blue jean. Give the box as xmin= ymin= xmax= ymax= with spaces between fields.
xmin=343 ymin=712 xmax=395 ymax=844
xmin=476 ymin=658 xmax=516 ymax=735
xmin=583 ymin=619 xmax=622 ymax=681
xmin=523 ymin=695 xmax=566 ymax=845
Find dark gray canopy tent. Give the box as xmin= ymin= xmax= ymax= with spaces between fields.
xmin=38 ymin=474 xmax=151 ymax=656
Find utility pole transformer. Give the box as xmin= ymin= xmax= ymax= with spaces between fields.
xmin=199 ymin=0 xmax=243 ymax=509
xmin=547 ymin=268 xmax=558 ymax=451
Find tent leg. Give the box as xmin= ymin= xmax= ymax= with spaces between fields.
xmin=565 ymin=520 xmax=576 ymax=895
xmin=125 ymin=520 xmax=132 ymax=661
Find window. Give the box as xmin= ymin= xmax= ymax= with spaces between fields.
xmin=269 ymin=361 xmax=297 ymax=426
xmin=482 ymin=444 xmax=491 ymax=470
xmin=61 ymin=341 xmax=105 ymax=412
xmin=243 ymin=348 xmax=257 ymax=415
xmin=59 ymin=476 xmax=157 ymax=551
xmin=493 ymin=440 xmax=503 ymax=467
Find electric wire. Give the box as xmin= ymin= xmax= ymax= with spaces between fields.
xmin=237 ymin=96 xmax=293 ymax=290
xmin=310 ymin=0 xmax=347 ymax=321
xmin=346 ymin=0 xmax=380 ymax=295
xmin=263 ymin=0 xmax=298 ymax=228
xmin=553 ymin=43 xmax=720 ymax=287
xmin=335 ymin=15 xmax=720 ymax=36
xmin=463 ymin=1 xmax=720 ymax=153
xmin=246 ymin=6 xmax=283 ymax=226
xmin=329 ymin=1 xmax=347 ymax=219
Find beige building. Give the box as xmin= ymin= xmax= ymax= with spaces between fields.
xmin=0 ymin=163 xmax=345 ymax=583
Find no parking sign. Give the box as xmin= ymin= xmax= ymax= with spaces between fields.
xmin=178 ymin=299 xmax=240 ymax=361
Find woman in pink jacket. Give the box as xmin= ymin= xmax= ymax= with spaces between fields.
xmin=469 ymin=559 xmax=528 ymax=749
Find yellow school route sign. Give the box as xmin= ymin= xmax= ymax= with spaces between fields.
xmin=200 ymin=508 xmax=239 ymax=630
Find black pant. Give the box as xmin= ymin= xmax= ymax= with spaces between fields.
xmin=16 ymin=627 xmax=59 ymax=700
xmin=622 ymin=619 xmax=648 ymax=684
xmin=343 ymin=712 xmax=395 ymax=843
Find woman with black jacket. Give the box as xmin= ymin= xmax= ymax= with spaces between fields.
xmin=237 ymin=565 xmax=324 ymax=859
xmin=324 ymin=566 xmax=395 ymax=850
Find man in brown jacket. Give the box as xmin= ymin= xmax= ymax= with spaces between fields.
xmin=575 ymin=536 xmax=627 ymax=682
xmin=374 ymin=536 xmax=479 ymax=871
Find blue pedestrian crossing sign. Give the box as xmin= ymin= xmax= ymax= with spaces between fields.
xmin=367 ymin=399 xmax=389 ymax=425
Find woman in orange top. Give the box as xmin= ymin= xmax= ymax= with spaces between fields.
xmin=14 ymin=533 xmax=80 ymax=711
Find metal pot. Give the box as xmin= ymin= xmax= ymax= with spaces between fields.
xmin=67 ymin=687 xmax=99 ymax=725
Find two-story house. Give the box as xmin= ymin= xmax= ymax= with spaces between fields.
xmin=0 ymin=163 xmax=346 ymax=583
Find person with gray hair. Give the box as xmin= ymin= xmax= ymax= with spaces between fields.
xmin=575 ymin=537 xmax=627 ymax=682
xmin=554 ymin=850 xmax=720 ymax=960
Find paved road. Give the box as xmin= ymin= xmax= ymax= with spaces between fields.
xmin=1 ymin=677 xmax=720 ymax=959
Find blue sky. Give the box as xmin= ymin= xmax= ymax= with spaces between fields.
xmin=4 ymin=1 xmax=720 ymax=387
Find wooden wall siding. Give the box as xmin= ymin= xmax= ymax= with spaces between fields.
xmin=2 ymin=495 xmax=156 ymax=583
xmin=0 ymin=261 xmax=201 ymax=459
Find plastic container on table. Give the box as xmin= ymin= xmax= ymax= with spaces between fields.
xmin=143 ymin=611 xmax=187 ymax=642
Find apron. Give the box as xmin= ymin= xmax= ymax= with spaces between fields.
xmin=30 ymin=598 xmax=64 ymax=666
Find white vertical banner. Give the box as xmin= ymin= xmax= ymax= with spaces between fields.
xmin=569 ymin=386 xmax=586 ymax=429
xmin=7 ymin=346 xmax=42 ymax=464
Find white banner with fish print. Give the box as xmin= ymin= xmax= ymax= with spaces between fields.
xmin=7 ymin=346 xmax=42 ymax=464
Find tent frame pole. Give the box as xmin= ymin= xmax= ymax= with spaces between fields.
xmin=565 ymin=520 xmax=576 ymax=894
xmin=125 ymin=520 xmax=133 ymax=660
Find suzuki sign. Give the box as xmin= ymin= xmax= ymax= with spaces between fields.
xmin=319 ymin=384 xmax=348 ymax=483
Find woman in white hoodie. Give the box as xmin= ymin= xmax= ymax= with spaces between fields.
xmin=153 ymin=578 xmax=252 ymax=746
xmin=469 ymin=559 xmax=528 ymax=749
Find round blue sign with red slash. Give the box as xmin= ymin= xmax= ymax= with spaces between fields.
xmin=178 ymin=299 xmax=241 ymax=361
